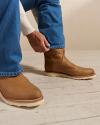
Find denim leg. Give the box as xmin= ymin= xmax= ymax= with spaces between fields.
xmin=0 ymin=0 xmax=23 ymax=76
xmin=21 ymin=0 xmax=65 ymax=48
xmin=37 ymin=0 xmax=65 ymax=48
xmin=21 ymin=0 xmax=36 ymax=11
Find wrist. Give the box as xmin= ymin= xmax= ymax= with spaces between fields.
xmin=26 ymin=30 xmax=36 ymax=38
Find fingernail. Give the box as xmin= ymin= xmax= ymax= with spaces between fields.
xmin=48 ymin=44 xmax=50 ymax=47
xmin=47 ymin=44 xmax=50 ymax=48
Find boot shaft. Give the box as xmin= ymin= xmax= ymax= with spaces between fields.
xmin=44 ymin=49 xmax=65 ymax=72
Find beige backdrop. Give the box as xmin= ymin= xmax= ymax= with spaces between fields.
xmin=21 ymin=0 xmax=100 ymax=50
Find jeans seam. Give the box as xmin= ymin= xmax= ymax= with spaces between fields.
xmin=0 ymin=68 xmax=23 ymax=77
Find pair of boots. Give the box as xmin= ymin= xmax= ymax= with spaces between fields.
xmin=0 ymin=48 xmax=96 ymax=107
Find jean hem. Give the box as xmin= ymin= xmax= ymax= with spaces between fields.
xmin=0 ymin=69 xmax=23 ymax=77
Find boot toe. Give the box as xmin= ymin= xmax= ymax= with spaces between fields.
xmin=29 ymin=87 xmax=43 ymax=100
xmin=86 ymin=68 xmax=96 ymax=76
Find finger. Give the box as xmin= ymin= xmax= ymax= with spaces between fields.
xmin=39 ymin=33 xmax=50 ymax=47
xmin=35 ymin=48 xmax=43 ymax=53
xmin=41 ymin=42 xmax=50 ymax=52
xmin=34 ymin=44 xmax=48 ymax=52
xmin=43 ymin=37 xmax=50 ymax=48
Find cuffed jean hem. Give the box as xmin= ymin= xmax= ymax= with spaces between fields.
xmin=0 ymin=68 xmax=23 ymax=77
xmin=50 ymin=44 xmax=65 ymax=49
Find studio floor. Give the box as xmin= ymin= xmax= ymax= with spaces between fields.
xmin=0 ymin=50 xmax=100 ymax=125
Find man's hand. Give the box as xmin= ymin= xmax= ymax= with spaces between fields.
xmin=27 ymin=31 xmax=50 ymax=53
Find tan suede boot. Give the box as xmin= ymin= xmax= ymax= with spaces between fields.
xmin=0 ymin=74 xmax=44 ymax=107
xmin=44 ymin=49 xmax=96 ymax=80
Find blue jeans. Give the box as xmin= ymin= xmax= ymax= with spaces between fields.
xmin=0 ymin=0 xmax=65 ymax=76
xmin=0 ymin=0 xmax=23 ymax=76
xmin=21 ymin=0 xmax=65 ymax=48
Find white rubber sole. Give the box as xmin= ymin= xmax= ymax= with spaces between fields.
xmin=0 ymin=93 xmax=44 ymax=107
xmin=45 ymin=72 xmax=96 ymax=80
